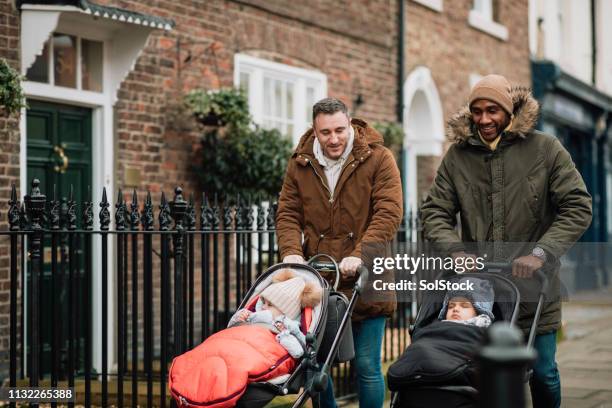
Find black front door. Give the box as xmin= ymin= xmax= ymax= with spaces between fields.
xmin=26 ymin=99 xmax=92 ymax=378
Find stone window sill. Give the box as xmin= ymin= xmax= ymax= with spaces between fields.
xmin=413 ymin=0 xmax=443 ymax=12
xmin=468 ymin=9 xmax=508 ymax=41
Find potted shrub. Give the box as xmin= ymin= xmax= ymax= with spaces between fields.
xmin=188 ymin=88 xmax=293 ymax=199
xmin=185 ymin=88 xmax=251 ymax=127
xmin=374 ymin=121 xmax=404 ymax=162
xmin=0 ymin=58 xmax=26 ymax=117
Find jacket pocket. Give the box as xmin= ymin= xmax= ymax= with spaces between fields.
xmin=525 ymin=175 xmax=542 ymax=220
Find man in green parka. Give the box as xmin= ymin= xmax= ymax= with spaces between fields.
xmin=421 ymin=74 xmax=592 ymax=408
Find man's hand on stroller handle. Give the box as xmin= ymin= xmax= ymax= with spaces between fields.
xmin=511 ymin=255 xmax=544 ymax=279
xmin=339 ymin=256 xmax=362 ymax=277
xmin=283 ymin=254 xmax=306 ymax=264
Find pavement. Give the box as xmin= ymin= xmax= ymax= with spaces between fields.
xmin=555 ymin=286 xmax=612 ymax=408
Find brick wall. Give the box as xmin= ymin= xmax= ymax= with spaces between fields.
xmin=100 ymin=0 xmax=399 ymax=198
xmin=0 ymin=0 xmax=20 ymax=381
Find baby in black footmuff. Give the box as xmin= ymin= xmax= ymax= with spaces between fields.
xmin=387 ymin=277 xmax=494 ymax=389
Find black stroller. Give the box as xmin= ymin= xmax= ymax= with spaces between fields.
xmin=388 ymin=263 xmax=549 ymax=408
xmin=234 ymin=254 xmax=366 ymax=408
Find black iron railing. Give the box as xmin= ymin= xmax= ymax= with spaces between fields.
xmin=1 ymin=179 xmax=420 ymax=406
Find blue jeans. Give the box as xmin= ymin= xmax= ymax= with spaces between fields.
xmin=530 ymin=331 xmax=561 ymax=408
xmin=319 ymin=316 xmax=386 ymax=408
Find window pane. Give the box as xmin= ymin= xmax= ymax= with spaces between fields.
xmin=53 ymin=33 xmax=77 ymax=88
xmin=26 ymin=40 xmax=49 ymax=83
xmin=274 ymin=80 xmax=282 ymax=117
xmin=239 ymin=72 xmax=250 ymax=96
xmin=306 ymin=86 xmax=315 ymax=122
xmin=81 ymin=39 xmax=103 ymax=92
xmin=264 ymin=77 xmax=272 ymax=116
xmin=286 ymin=82 xmax=294 ymax=119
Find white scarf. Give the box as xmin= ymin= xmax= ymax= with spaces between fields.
xmin=313 ymin=125 xmax=355 ymax=195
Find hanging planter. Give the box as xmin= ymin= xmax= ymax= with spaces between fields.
xmin=0 ymin=58 xmax=26 ymax=117
xmin=185 ymin=88 xmax=251 ymax=128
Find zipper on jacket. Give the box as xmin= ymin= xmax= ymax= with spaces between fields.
xmin=308 ymin=161 xmax=334 ymax=202
xmin=308 ymin=156 xmax=357 ymax=238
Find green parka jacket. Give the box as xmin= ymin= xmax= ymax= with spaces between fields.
xmin=421 ymin=87 xmax=592 ymax=334
xmin=276 ymin=118 xmax=403 ymax=321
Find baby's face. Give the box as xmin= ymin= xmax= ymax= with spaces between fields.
xmin=445 ymin=297 xmax=477 ymax=321
xmin=261 ymin=297 xmax=282 ymax=319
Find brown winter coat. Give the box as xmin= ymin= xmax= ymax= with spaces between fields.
xmin=276 ymin=118 xmax=403 ymax=321
xmin=421 ymin=87 xmax=592 ymax=334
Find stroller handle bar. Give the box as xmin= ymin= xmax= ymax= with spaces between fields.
xmin=308 ymin=255 xmax=369 ymax=293
xmin=482 ymin=262 xmax=549 ymax=293
xmin=481 ymin=262 xmax=550 ymax=349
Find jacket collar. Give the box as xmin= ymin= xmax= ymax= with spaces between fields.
xmin=447 ymin=86 xmax=540 ymax=147
xmin=294 ymin=118 xmax=383 ymax=166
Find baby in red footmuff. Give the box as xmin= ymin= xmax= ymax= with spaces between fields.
xmin=227 ymin=269 xmax=322 ymax=358
xmin=169 ymin=270 xmax=322 ymax=407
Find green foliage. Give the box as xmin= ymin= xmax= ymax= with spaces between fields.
xmin=0 ymin=58 xmax=26 ymax=116
xmin=189 ymin=88 xmax=293 ymax=198
xmin=185 ymin=88 xmax=251 ymax=127
xmin=374 ymin=121 xmax=404 ymax=161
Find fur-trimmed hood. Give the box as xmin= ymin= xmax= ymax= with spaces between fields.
xmin=447 ymin=86 xmax=540 ymax=144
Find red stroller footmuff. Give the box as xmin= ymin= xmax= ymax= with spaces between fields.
xmin=169 ymin=324 xmax=297 ymax=407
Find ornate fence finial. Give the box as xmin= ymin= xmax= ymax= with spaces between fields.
xmin=48 ymin=184 xmax=60 ymax=231
xmin=256 ymin=193 xmax=265 ymax=231
xmin=245 ymin=194 xmax=254 ymax=231
xmin=170 ymin=187 xmax=188 ymax=231
xmin=212 ymin=193 xmax=219 ymax=231
xmin=115 ymin=188 xmax=126 ymax=231
xmin=222 ymin=194 xmax=232 ymax=230
xmin=235 ymin=193 xmax=244 ymax=230
xmin=201 ymin=193 xmax=212 ymax=231
xmin=159 ymin=191 xmax=171 ymax=231
xmin=83 ymin=186 xmax=94 ymax=230
xmin=266 ymin=196 xmax=276 ymax=230
xmin=130 ymin=189 xmax=140 ymax=231
xmin=66 ymin=185 xmax=77 ymax=231
xmin=142 ymin=191 xmax=154 ymax=231
xmin=100 ymin=187 xmax=110 ymax=231
xmin=8 ymin=184 xmax=20 ymax=231
xmin=19 ymin=202 xmax=27 ymax=230
xmin=186 ymin=193 xmax=196 ymax=231
xmin=25 ymin=179 xmax=46 ymax=231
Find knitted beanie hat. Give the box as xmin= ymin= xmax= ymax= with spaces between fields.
xmin=260 ymin=269 xmax=322 ymax=319
xmin=469 ymin=74 xmax=513 ymax=115
xmin=438 ymin=277 xmax=495 ymax=320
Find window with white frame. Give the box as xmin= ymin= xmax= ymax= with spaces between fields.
xmin=26 ymin=33 xmax=103 ymax=92
xmin=234 ymin=54 xmax=327 ymax=146
xmin=469 ymin=0 xmax=508 ymax=41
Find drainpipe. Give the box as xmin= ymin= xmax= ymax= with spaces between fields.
xmin=397 ymin=0 xmax=405 ymax=123
xmin=591 ymin=0 xmax=597 ymax=86
xmin=397 ymin=0 xmax=408 ymax=217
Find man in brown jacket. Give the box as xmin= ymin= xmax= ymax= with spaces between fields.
xmin=276 ymin=97 xmax=403 ymax=408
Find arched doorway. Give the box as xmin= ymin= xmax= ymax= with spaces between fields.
xmin=403 ymin=67 xmax=445 ymax=217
